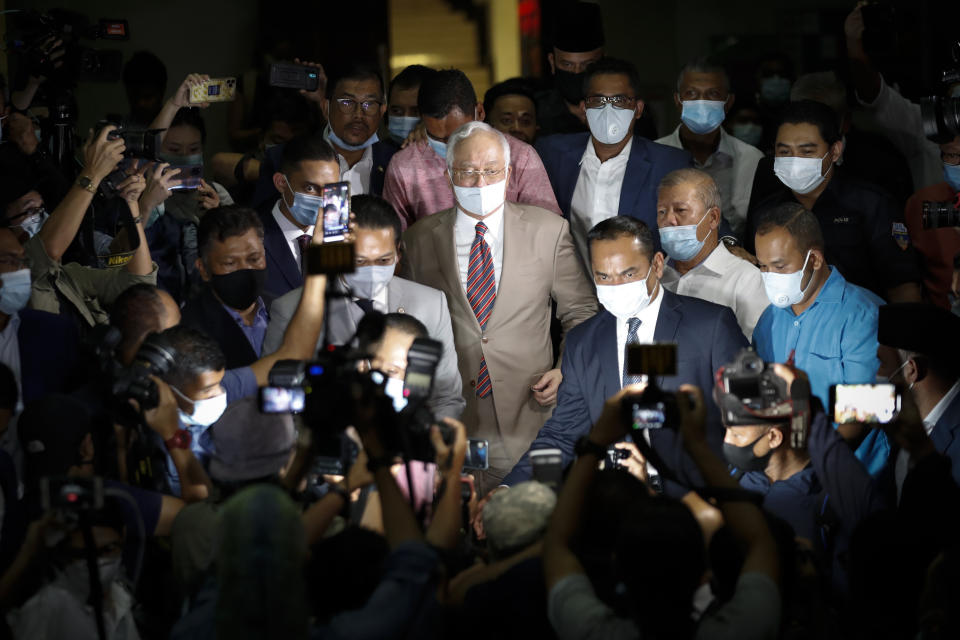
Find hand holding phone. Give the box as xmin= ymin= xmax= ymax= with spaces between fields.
xmin=189 ymin=77 xmax=237 ymax=104
xmin=320 ymin=181 xmax=350 ymax=242
xmin=829 ymin=383 xmax=900 ymax=425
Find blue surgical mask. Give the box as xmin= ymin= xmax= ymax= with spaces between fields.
xmin=732 ymin=122 xmax=763 ymax=147
xmin=0 ymin=269 xmax=32 ymax=315
xmin=325 ymin=124 xmax=378 ymax=152
xmin=388 ymin=116 xmax=419 ymax=143
xmin=342 ymin=264 xmax=395 ymax=299
xmin=427 ymin=134 xmax=447 ymax=159
xmin=659 ymin=211 xmax=712 ymax=262
xmin=680 ymin=100 xmax=726 ymax=135
xmin=943 ymin=162 xmax=960 ymax=192
xmin=586 ymin=104 xmax=635 ymax=145
xmin=282 ymin=176 xmax=324 ymax=227
xmin=760 ymin=75 xmax=791 ymax=105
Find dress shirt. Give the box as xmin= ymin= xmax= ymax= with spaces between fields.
xmin=660 ymin=243 xmax=767 ymax=340
xmin=895 ymin=379 xmax=960 ymax=499
xmin=614 ymin=282 xmax=663 ymax=384
xmin=271 ymin=200 xmax=314 ymax=269
xmin=382 ymin=135 xmax=561 ymax=230
xmin=569 ymin=136 xmax=632 ymax=266
xmin=334 ymin=141 xmax=373 ymax=196
xmin=753 ymin=267 xmax=888 ymax=474
xmin=454 ymin=207 xmax=505 ymax=293
xmin=222 ymin=297 xmax=269 ymax=356
xmin=0 ymin=314 xmax=22 ymax=413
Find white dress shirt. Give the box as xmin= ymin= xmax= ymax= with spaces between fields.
xmin=614 ymin=282 xmax=664 ymax=384
xmin=569 ymin=137 xmax=633 ymax=267
xmin=660 ymin=243 xmax=768 ymax=341
xmin=0 ymin=314 xmax=22 ymax=413
xmin=338 ymin=145 xmax=373 ymax=196
xmin=271 ymin=201 xmax=314 ymax=269
xmin=454 ymin=206 xmax=505 ymax=294
xmin=894 ymin=379 xmax=960 ymax=501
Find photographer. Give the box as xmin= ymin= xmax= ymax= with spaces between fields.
xmin=543 ymin=384 xmax=781 ymax=640
xmin=16 ymin=125 xmax=157 ymax=328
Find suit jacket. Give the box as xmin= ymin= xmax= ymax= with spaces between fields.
xmin=262 ymin=276 xmax=466 ymax=420
xmin=502 ymin=289 xmax=749 ymax=489
xmin=17 ymin=308 xmax=80 ymax=405
xmin=929 ymin=388 xmax=960 ymax=490
xmin=399 ymin=202 xmax=598 ymax=463
xmin=180 ymin=286 xmax=259 ymax=370
xmin=257 ymin=200 xmax=303 ymax=307
xmin=535 ymin=132 xmax=692 ymax=249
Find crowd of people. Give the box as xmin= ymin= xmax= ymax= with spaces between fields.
xmin=0 ymin=1 xmax=958 ymax=638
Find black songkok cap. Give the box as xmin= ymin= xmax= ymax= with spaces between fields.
xmin=878 ymin=303 xmax=960 ymax=359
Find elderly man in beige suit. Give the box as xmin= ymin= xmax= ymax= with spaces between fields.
xmin=399 ymin=121 xmax=597 ymax=490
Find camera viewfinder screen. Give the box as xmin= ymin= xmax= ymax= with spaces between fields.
xmin=833 ymin=384 xmax=898 ymax=424
xmin=630 ymin=402 xmax=666 ymax=430
xmin=261 ymin=387 xmax=305 ymax=413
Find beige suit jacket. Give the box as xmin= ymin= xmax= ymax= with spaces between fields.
xmin=399 ymin=202 xmax=597 ymax=464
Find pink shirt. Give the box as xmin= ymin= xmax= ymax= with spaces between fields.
xmin=382 ymin=135 xmax=562 ymax=230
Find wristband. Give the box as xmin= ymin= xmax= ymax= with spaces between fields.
xmin=574 ymin=436 xmax=607 ymax=459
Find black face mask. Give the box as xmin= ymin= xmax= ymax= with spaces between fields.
xmin=210 ymin=268 xmax=266 ymax=310
xmin=555 ymin=69 xmax=586 ymax=105
xmin=722 ymin=433 xmax=773 ymax=473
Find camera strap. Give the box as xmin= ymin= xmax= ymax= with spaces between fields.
xmin=79 ymin=511 xmax=108 ymax=640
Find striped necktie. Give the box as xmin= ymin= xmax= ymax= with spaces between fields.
xmin=467 ymin=221 xmax=496 ymax=398
xmin=622 ymin=317 xmax=643 ymax=387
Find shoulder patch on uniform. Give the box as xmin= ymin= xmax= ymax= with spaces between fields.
xmin=892 ymin=222 xmax=910 ymax=250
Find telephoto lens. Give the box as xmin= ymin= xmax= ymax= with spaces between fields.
xmin=921 ymin=201 xmax=960 ymax=229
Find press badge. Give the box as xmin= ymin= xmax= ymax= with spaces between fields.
xmin=892 ymin=222 xmax=910 ymax=250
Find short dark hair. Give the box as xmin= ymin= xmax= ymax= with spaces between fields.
xmin=280 ymin=134 xmax=338 ymax=176
xmin=198 ymin=206 xmax=264 ymax=262
xmin=326 ymin=62 xmax=384 ymax=100
xmin=158 ymin=325 xmax=226 ymax=388
xmin=169 ymin=107 xmax=207 ymax=144
xmin=483 ymin=78 xmax=537 ymax=117
xmin=351 ymin=195 xmax=402 ymax=246
xmin=779 ymin=99 xmax=841 ymax=145
xmin=389 ymin=65 xmax=435 ymax=98
xmin=587 ymin=216 xmax=656 ymax=260
xmin=418 ymin=69 xmax=476 ymax=119
xmin=111 ymin=284 xmax=168 ymax=357
xmin=122 ymin=51 xmax=167 ymax=91
xmin=357 ymin=312 xmax=428 ymax=353
xmin=755 ymin=202 xmax=825 ymax=254
xmin=676 ymin=57 xmax=730 ymax=93
xmin=582 ymin=57 xmax=641 ymax=99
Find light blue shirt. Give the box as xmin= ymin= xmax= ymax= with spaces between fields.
xmin=753 ymin=267 xmax=889 ymax=475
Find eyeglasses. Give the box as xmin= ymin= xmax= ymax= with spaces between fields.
xmin=334 ymin=98 xmax=383 ymax=116
xmin=942 ymin=151 xmax=960 ymax=166
xmin=451 ymin=167 xmax=507 ymax=185
xmin=584 ymin=95 xmax=636 ymax=110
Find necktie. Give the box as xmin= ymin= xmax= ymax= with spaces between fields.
xmin=467 ymin=221 xmax=496 ymax=398
xmin=622 ymin=317 xmax=643 ymax=387
xmin=355 ymin=299 xmax=375 ymax=314
xmin=296 ymin=234 xmax=311 ymax=275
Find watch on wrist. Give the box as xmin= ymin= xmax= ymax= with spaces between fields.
xmin=165 ymin=429 xmax=192 ymax=451
xmin=720 ymin=235 xmax=740 ymax=248
xmin=574 ymin=436 xmax=608 ymax=459
xmin=76 ymin=175 xmax=97 ymax=194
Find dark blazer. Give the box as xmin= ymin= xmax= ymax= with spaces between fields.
xmin=535 ymin=132 xmax=692 ymax=249
xmin=250 ymin=139 xmax=398 ymax=210
xmin=17 ymin=308 xmax=80 ymax=405
xmin=503 ymin=288 xmax=748 ymax=490
xmin=929 ymin=389 xmax=960 ymax=490
xmin=180 ymin=286 xmax=259 ymax=370
xmin=257 ymin=200 xmax=303 ymax=306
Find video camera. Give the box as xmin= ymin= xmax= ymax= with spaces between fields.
xmin=921 ymin=39 xmax=960 ymax=145
xmin=921 ymin=192 xmax=960 ymax=229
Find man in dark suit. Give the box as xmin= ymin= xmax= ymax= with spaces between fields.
xmin=503 ymin=216 xmax=748 ymax=491
xmin=877 ymin=303 xmax=960 ymax=493
xmin=181 ymin=207 xmax=270 ymax=370
xmin=535 ymin=57 xmax=691 ymax=265
xmin=256 ymin=135 xmax=341 ymax=305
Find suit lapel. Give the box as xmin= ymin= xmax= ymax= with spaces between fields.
xmin=929 ymin=389 xmax=960 ymax=453
xmin=598 ymin=312 xmax=622 ymax=399
xmin=617 ymin=136 xmax=652 ymax=216
xmin=488 ymin=203 xmax=524 ymax=330
xmin=557 ymin=138 xmax=587 ymax=217
xmin=262 ymin=208 xmax=302 ymax=288
xmin=651 ymin=288 xmax=682 ymax=387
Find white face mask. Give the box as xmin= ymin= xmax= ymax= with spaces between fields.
xmin=383 ymin=376 xmax=408 ymax=413
xmin=173 ymin=386 xmax=228 ymax=428
xmin=342 ymin=264 xmax=395 ymax=299
xmin=586 ymin=104 xmax=635 ymax=145
xmin=57 ymin=557 xmax=123 ymax=602
xmin=595 ymin=268 xmax=655 ymax=320
xmin=773 ymin=151 xmax=831 ymax=194
xmin=760 ymin=250 xmax=814 ymax=308
xmin=453 ymin=178 xmax=507 ymax=217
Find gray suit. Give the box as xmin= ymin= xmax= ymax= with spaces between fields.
xmin=263 ymin=276 xmax=466 ymax=419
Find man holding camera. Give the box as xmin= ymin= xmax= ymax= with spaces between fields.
xmin=503 ymin=215 xmax=748 ymax=492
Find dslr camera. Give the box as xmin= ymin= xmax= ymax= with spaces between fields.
xmin=920 ymin=39 xmax=960 ymax=228
xmin=95 ymin=120 xmax=164 ymax=160
xmin=713 ymin=348 xmax=791 ymax=427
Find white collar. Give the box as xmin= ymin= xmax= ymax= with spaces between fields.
xmin=581 ymin=134 xmax=634 ymax=166
xmin=271 ymin=200 xmax=313 ymax=241
xmin=923 ymin=379 xmax=960 ymax=433
xmin=455 ymin=205 xmax=505 ymax=238
xmin=636 ymin=281 xmax=664 ymax=325
xmin=0 ymin=312 xmax=20 ymax=338
xmin=337 ymin=143 xmax=373 ymax=174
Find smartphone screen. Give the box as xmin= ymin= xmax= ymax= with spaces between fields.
xmin=830 ymin=383 xmax=899 ymax=424
xmin=463 ymin=438 xmax=489 ymax=470
xmin=320 ymin=182 xmax=350 ymax=242
xmin=259 ymin=386 xmax=305 ymax=413
xmin=167 ymin=163 xmax=202 ymax=190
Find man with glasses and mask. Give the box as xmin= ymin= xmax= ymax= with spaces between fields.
xmin=382 ymin=69 xmax=559 ymax=231
xmin=259 ymin=134 xmax=340 ymax=303
xmin=503 ymin=215 xmax=747 ymax=492
xmin=752 ymin=202 xmax=888 ymax=474
xmin=536 ymin=57 xmax=691 ymax=268
xmin=400 ymin=122 xmax=595 ymax=492
xmin=263 ymin=194 xmax=464 ymax=419
xmin=745 ymin=100 xmax=922 ymax=303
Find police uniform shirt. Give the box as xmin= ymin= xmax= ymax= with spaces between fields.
xmin=747 ymin=171 xmax=922 ymax=300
